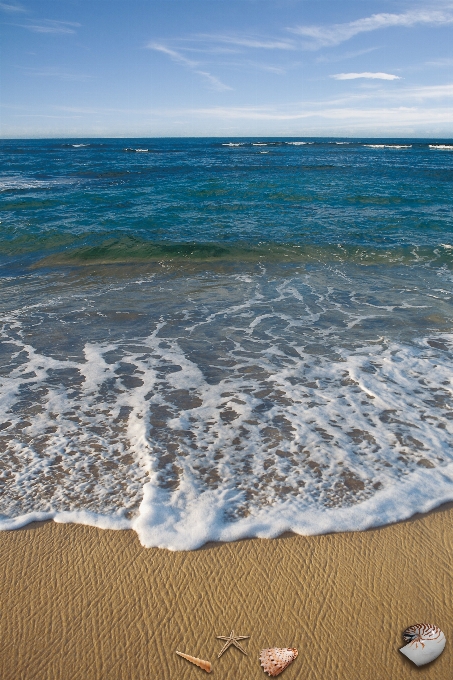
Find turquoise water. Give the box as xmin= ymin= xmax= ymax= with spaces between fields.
xmin=1 ymin=138 xmax=453 ymax=549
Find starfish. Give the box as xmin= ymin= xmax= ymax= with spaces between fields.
xmin=216 ymin=630 xmax=250 ymax=658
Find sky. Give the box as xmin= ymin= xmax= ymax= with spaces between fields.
xmin=1 ymin=0 xmax=452 ymax=138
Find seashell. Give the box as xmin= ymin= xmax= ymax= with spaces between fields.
xmin=399 ymin=624 xmax=446 ymax=666
xmin=259 ymin=648 xmax=298 ymax=676
xmin=176 ymin=651 xmax=212 ymax=673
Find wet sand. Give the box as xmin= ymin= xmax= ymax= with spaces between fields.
xmin=1 ymin=506 xmax=452 ymax=679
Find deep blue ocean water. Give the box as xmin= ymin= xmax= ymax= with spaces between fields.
xmin=1 ymin=137 xmax=453 ymax=549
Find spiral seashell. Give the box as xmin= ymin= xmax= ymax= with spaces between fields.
xmin=399 ymin=624 xmax=446 ymax=666
xmin=259 ymin=648 xmax=298 ymax=676
xmin=176 ymin=651 xmax=211 ymax=673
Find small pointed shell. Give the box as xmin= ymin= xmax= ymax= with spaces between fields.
xmin=176 ymin=651 xmax=212 ymax=673
xmin=259 ymin=648 xmax=298 ymax=676
xmin=399 ymin=624 xmax=446 ymax=667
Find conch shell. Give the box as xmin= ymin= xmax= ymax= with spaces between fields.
xmin=399 ymin=624 xmax=446 ymax=666
xmin=176 ymin=651 xmax=212 ymax=673
xmin=259 ymin=648 xmax=298 ymax=676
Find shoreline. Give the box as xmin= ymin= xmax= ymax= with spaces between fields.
xmin=1 ymin=505 xmax=452 ymax=679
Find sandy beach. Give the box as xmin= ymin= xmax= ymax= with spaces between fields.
xmin=1 ymin=506 xmax=452 ymax=680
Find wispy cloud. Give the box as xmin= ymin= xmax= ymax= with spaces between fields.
xmin=147 ymin=31 xmax=295 ymax=88
xmin=151 ymin=104 xmax=452 ymax=131
xmin=425 ymin=57 xmax=453 ymax=66
xmin=402 ymin=83 xmax=453 ymax=99
xmin=0 ymin=2 xmax=26 ymax=12
xmin=22 ymin=19 xmax=80 ymax=34
xmin=247 ymin=62 xmax=286 ymax=75
xmin=19 ymin=66 xmax=91 ymax=81
xmin=148 ymin=43 xmax=232 ymax=91
xmin=332 ymin=72 xmax=401 ymax=81
xmin=316 ymin=47 xmax=380 ymax=64
xmin=195 ymin=70 xmax=232 ymax=90
xmin=290 ymin=9 xmax=453 ymax=48
xmin=194 ymin=34 xmax=295 ymax=50
xmin=3 ymin=93 xmax=453 ymax=137
xmin=150 ymin=44 xmax=198 ymax=68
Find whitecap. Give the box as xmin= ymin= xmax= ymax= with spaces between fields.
xmin=0 ymin=175 xmax=75 ymax=192
xmin=364 ymin=144 xmax=412 ymax=149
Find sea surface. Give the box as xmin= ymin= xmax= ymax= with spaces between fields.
xmin=1 ymin=137 xmax=453 ymax=550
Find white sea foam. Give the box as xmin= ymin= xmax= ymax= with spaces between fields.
xmin=286 ymin=142 xmax=314 ymax=145
xmin=71 ymin=144 xmax=89 ymax=148
xmin=222 ymin=143 xmax=245 ymax=147
xmin=429 ymin=145 xmax=453 ymax=150
xmin=0 ymin=175 xmax=75 ymax=192
xmin=364 ymin=145 xmax=412 ymax=149
xmin=1 ymin=269 xmax=452 ymax=550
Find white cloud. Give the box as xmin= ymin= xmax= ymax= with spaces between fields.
xmin=195 ymin=70 xmax=233 ymax=91
xmin=309 ymin=82 xmax=453 ymax=106
xmin=425 ymin=57 xmax=453 ymax=66
xmin=20 ymin=67 xmax=91 ymax=81
xmin=0 ymin=2 xmax=26 ymax=12
xmin=316 ymin=47 xmax=380 ymax=64
xmin=402 ymin=83 xmax=453 ymax=99
xmin=194 ymin=34 xmax=295 ymax=50
xmin=148 ymin=43 xmax=232 ymax=91
xmin=149 ymin=44 xmax=198 ymax=68
xmin=290 ymin=9 xmax=453 ymax=48
xmin=166 ymin=105 xmax=453 ymax=130
xmin=22 ymin=19 xmax=80 ymax=34
xmin=332 ymin=72 xmax=401 ymax=80
xmin=2 ymin=98 xmax=453 ymax=137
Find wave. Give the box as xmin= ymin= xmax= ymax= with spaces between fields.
xmin=28 ymin=239 xmax=453 ymax=269
xmin=0 ymin=175 xmax=75 ymax=192
xmin=222 ymin=141 xmax=315 ymax=148
xmin=364 ymin=145 xmax=412 ymax=149
xmin=0 ymin=297 xmax=452 ymax=548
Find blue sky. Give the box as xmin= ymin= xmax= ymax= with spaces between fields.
xmin=1 ymin=0 xmax=452 ymax=137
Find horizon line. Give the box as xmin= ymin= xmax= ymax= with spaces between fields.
xmin=1 ymin=135 xmax=453 ymax=141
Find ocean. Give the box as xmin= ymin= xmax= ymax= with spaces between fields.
xmin=0 ymin=137 xmax=452 ymax=550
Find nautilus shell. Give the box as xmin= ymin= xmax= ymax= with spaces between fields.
xmin=259 ymin=648 xmax=298 ymax=676
xmin=176 ymin=651 xmax=211 ymax=673
xmin=399 ymin=624 xmax=446 ymax=666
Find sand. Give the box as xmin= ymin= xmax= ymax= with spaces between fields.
xmin=1 ymin=507 xmax=452 ymax=680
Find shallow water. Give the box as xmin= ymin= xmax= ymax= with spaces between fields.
xmin=1 ymin=138 xmax=452 ymax=549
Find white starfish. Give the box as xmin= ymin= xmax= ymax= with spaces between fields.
xmin=216 ymin=630 xmax=250 ymax=657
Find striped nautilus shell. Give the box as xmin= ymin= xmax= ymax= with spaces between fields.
xmin=399 ymin=624 xmax=446 ymax=666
